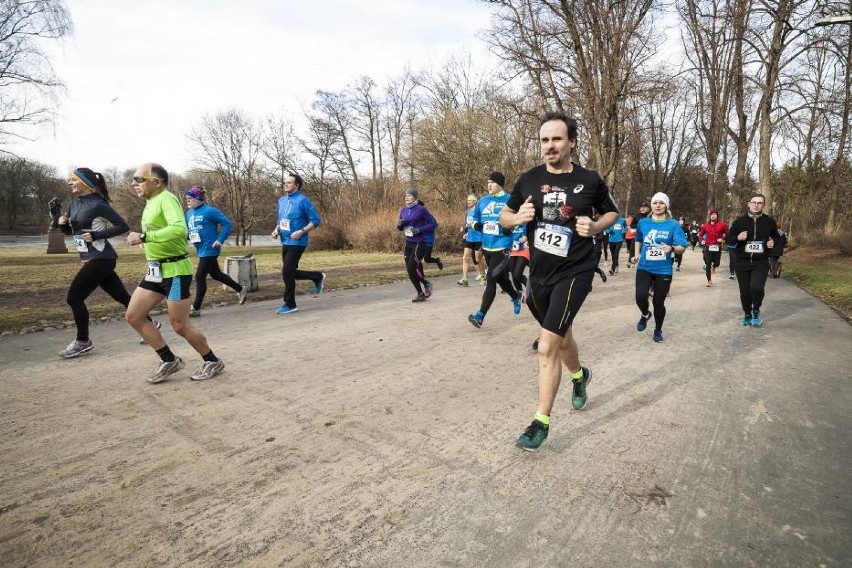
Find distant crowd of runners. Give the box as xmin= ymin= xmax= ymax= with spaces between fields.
xmin=56 ymin=112 xmax=786 ymax=452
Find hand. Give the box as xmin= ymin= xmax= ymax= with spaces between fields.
xmin=660 ymin=244 xmax=672 ymax=253
xmin=126 ymin=232 xmax=143 ymax=246
xmin=516 ymin=196 xmax=535 ymax=224
xmin=717 ymin=238 xmax=724 ymax=243
xmin=409 ymin=227 xmax=420 ymax=236
xmin=575 ymin=215 xmax=594 ymax=237
xmin=271 ymin=229 xmax=278 ymax=238
xmin=738 ymin=231 xmax=748 ymax=241
xmin=397 ymin=220 xmax=406 ymax=230
xmin=80 ymin=230 xmax=93 ymax=243
xmin=293 ymin=230 xmax=305 ymax=239
xmin=213 ymin=240 xmax=222 ymax=249
xmin=58 ymin=213 xmax=69 ymax=225
xmin=767 ymin=238 xmax=774 ymax=249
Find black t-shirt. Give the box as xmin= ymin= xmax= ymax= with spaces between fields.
xmin=507 ymin=164 xmax=619 ymax=285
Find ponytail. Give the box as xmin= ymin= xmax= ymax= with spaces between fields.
xmin=93 ymin=172 xmax=111 ymax=203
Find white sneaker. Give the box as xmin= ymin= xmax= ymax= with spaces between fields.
xmin=190 ymin=359 xmax=225 ymax=381
xmin=237 ymin=288 xmax=247 ymax=305
xmin=60 ymin=339 xmax=93 ymax=358
xmin=147 ymin=357 xmax=185 ymax=384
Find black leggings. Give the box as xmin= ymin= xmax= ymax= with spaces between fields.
xmin=509 ymin=254 xmax=528 ymax=292
xmin=479 ymin=250 xmax=517 ymax=314
xmin=735 ymin=258 xmax=770 ymax=314
xmin=703 ymin=249 xmax=722 ymax=279
xmin=281 ymin=245 xmax=322 ymax=308
xmin=404 ymin=241 xmax=427 ymax=294
xmin=635 ymin=269 xmax=673 ymax=331
xmin=608 ymin=241 xmax=623 ymax=272
xmin=193 ymin=256 xmax=243 ymax=311
xmin=67 ymin=258 xmax=132 ymax=341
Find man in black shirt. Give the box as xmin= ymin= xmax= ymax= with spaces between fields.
xmin=501 ymin=111 xmax=619 ymax=452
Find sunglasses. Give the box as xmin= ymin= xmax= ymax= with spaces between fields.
xmin=132 ymin=176 xmax=161 ymax=184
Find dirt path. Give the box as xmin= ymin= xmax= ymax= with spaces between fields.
xmin=1 ymin=249 xmax=850 ymax=567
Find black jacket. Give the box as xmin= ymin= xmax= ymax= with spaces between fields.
xmin=726 ymin=213 xmax=780 ymax=263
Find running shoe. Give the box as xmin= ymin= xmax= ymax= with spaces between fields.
xmin=60 ymin=339 xmax=93 ymax=359
xmin=475 ymin=273 xmax=485 ymax=282
xmin=456 ymin=278 xmax=469 ymax=286
xmin=147 ymin=357 xmax=185 ymax=384
xmin=512 ymin=293 xmax=522 ymax=315
xmin=636 ymin=312 xmax=652 ymax=332
xmin=314 ymin=273 xmax=327 ymax=295
xmin=740 ymin=315 xmax=752 ymax=327
xmin=653 ymin=329 xmax=664 ymax=343
xmin=190 ymin=359 xmax=225 ymax=381
xmin=139 ymin=319 xmax=162 ymax=344
xmin=237 ymin=288 xmax=248 ymax=305
xmin=751 ymin=309 xmax=763 ymax=327
xmin=706 ymin=280 xmax=713 ymax=287
xmin=729 ymin=273 xmax=735 ymax=280
xmin=412 ymin=293 xmax=427 ymax=303
xmin=608 ymin=269 xmax=614 ymax=276
xmin=276 ymin=305 xmax=299 ymax=314
xmin=468 ymin=310 xmax=484 ymax=328
xmin=189 ymin=307 xmax=201 ymax=318
xmin=571 ymin=366 xmax=592 ymax=410
xmin=423 ymin=280 xmax=433 ymax=298
xmin=516 ymin=419 xmax=549 ymax=452
xmin=436 ymin=258 xmax=444 ymax=270
xmin=711 ymin=266 xmax=716 ymax=274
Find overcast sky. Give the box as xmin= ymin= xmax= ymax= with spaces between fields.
xmin=11 ymin=0 xmax=497 ymax=176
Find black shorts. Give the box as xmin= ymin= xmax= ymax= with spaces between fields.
xmin=529 ymin=271 xmax=594 ymax=337
xmin=137 ymin=274 xmax=192 ymax=301
xmin=464 ymin=241 xmax=482 ymax=251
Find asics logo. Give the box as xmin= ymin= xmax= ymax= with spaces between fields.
xmin=573 ymin=184 xmax=584 ymax=194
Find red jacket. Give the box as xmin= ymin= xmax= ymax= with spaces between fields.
xmin=698 ymin=220 xmax=728 ymax=248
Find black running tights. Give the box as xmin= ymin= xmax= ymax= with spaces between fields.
xmin=635 ymin=269 xmax=672 ymax=331
xmin=479 ymin=250 xmax=517 ymax=314
xmin=193 ymin=256 xmax=243 ymax=311
xmin=67 ymin=258 xmax=132 ymax=341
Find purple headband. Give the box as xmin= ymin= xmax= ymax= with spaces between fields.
xmin=185 ymin=186 xmax=205 ymax=201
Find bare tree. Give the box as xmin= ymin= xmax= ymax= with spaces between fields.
xmin=384 ymin=68 xmax=419 ymax=182
xmin=350 ymin=76 xmax=385 ymax=180
xmin=263 ymin=114 xmax=298 ymax=186
xmin=188 ymin=109 xmax=263 ymax=245
xmin=310 ymin=90 xmax=360 ymax=184
xmin=0 ymin=0 xmax=72 ymax=145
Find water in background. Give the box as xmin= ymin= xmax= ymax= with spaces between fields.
xmin=0 ymin=235 xmax=279 ymax=250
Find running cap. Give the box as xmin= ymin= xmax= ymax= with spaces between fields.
xmin=488 ymin=171 xmax=505 ymax=187
xmin=405 ymin=187 xmax=418 ymax=199
xmin=186 ymin=185 xmax=205 ymax=201
xmin=651 ymin=192 xmax=670 ymax=210
xmin=708 ymin=208 xmax=719 ymax=217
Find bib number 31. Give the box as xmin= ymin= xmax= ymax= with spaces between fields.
xmin=145 ymin=261 xmax=163 ymax=283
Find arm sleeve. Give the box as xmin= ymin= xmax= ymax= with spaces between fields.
xmin=214 ymin=208 xmax=233 ymax=243
xmin=505 ymin=176 xmax=525 ymax=211
xmin=148 ymin=197 xmax=187 ymax=242
xmin=419 ymin=209 xmax=437 ymax=233
xmin=673 ymin=224 xmax=688 ymax=247
xmin=92 ymin=203 xmax=130 ymax=239
xmin=306 ymin=199 xmax=321 ymax=227
xmin=725 ymin=220 xmax=740 ymax=246
xmin=593 ymin=177 xmax=619 ymax=215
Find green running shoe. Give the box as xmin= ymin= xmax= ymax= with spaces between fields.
xmin=571 ymin=366 xmax=592 ymax=410
xmin=516 ymin=419 xmax=549 ymax=452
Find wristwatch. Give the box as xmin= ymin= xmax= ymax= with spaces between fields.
xmin=140 ymin=232 xmax=147 ymax=243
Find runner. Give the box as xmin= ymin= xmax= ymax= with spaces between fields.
xmin=631 ymin=193 xmax=687 ymax=343
xmin=500 ymin=112 xmax=619 ymax=452
xmin=768 ymin=221 xmax=787 ymax=278
xmin=604 ymin=213 xmax=627 ymax=275
xmin=508 ymin=223 xmax=530 ymax=297
xmin=726 ymin=194 xmax=780 ymax=327
xmin=697 ymin=209 xmax=729 ymax=287
xmin=689 ymin=221 xmax=700 ymax=251
xmin=124 ymin=163 xmax=225 ymax=383
xmin=457 ymin=194 xmax=486 ymax=286
xmin=624 ymin=215 xmax=636 ymax=269
xmin=271 ymin=174 xmax=325 ymax=314
xmin=467 ymin=171 xmax=522 ymax=327
xmin=184 ymin=185 xmax=246 ymax=316
xmin=674 ymin=216 xmax=688 ymax=271
xmin=420 ymin=203 xmax=443 ymax=272
xmin=397 ymin=187 xmax=437 ymax=302
xmin=57 ymin=167 xmax=158 ymax=358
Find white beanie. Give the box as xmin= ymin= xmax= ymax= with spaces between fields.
xmin=651 ymin=192 xmax=670 ymax=210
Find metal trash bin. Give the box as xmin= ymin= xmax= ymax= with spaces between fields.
xmin=224 ymin=255 xmax=258 ymax=292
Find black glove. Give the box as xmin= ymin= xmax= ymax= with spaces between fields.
xmin=473 ymin=222 xmax=483 ymax=232
xmin=502 ymin=226 xmax=514 ymax=236
xmin=397 ymin=220 xmax=405 ymax=231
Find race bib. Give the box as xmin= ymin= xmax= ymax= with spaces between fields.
xmin=404 ymin=226 xmax=414 ymax=237
xmin=745 ymin=241 xmax=764 ymax=254
xmin=483 ymin=221 xmax=500 ymax=236
xmin=613 ymin=223 xmax=622 ymax=231
xmin=188 ymin=231 xmax=201 ymax=243
xmin=511 ymin=241 xmax=525 ymax=252
xmin=708 ymin=244 xmax=720 ymax=252
xmin=279 ymin=219 xmax=290 ymax=231
xmin=645 ymin=246 xmax=666 ymax=261
xmin=73 ymin=234 xmax=87 ymax=253
xmin=534 ymin=223 xmax=572 ymax=257
xmin=145 ymin=261 xmax=163 ymax=283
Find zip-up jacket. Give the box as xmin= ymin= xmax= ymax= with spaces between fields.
xmin=698 ymin=220 xmax=729 ymax=250
xmin=277 ymin=191 xmax=321 ymax=247
xmin=397 ymin=202 xmax=437 ymax=244
xmin=186 ymin=203 xmax=233 ymax=257
xmin=726 ymin=213 xmax=780 ymax=262
xmin=59 ymin=192 xmax=129 ymax=261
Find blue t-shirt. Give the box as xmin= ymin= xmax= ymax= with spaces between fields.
xmin=186 ymin=203 xmax=233 ymax=257
xmin=605 ymin=216 xmax=627 ymax=243
xmin=635 ymin=217 xmax=688 ymax=275
xmin=464 ymin=206 xmax=483 ymax=243
xmin=472 ymin=192 xmax=512 ymax=251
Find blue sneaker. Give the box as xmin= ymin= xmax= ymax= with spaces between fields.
xmin=468 ymin=310 xmax=484 ymax=328
xmin=516 ymin=419 xmax=549 ymax=452
xmin=637 ymin=311 xmax=652 ymax=332
xmin=740 ymin=315 xmax=752 ymax=326
xmin=314 ymin=273 xmax=327 ymax=295
xmin=653 ymin=329 xmax=664 ymax=343
xmin=751 ymin=309 xmax=763 ymax=327
xmin=276 ymin=305 xmax=299 ymax=315
xmin=512 ymin=293 xmax=522 ymax=315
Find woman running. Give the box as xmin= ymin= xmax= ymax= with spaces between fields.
xmin=604 ymin=213 xmax=627 ymax=274
xmin=631 ymin=192 xmax=687 ymax=343
xmin=58 ymin=167 xmax=155 ymax=358
xmin=458 ymin=194 xmax=486 ymax=285
xmin=397 ymin=188 xmax=437 ymax=302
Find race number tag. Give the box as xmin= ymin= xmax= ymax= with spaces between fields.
xmin=145 ymin=261 xmax=163 ymax=283
xmin=708 ymin=244 xmax=720 ymax=252
xmin=279 ymin=219 xmax=290 ymax=231
xmin=188 ymin=231 xmax=201 ymax=243
xmin=483 ymin=221 xmax=500 ymax=236
xmin=645 ymin=246 xmax=666 ymax=261
xmin=73 ymin=235 xmax=87 ymax=253
xmin=511 ymin=241 xmax=525 ymax=252
xmin=534 ymin=223 xmax=572 ymax=257
xmin=745 ymin=241 xmax=764 ymax=254
xmin=613 ymin=223 xmax=622 ymax=231
xmin=404 ymin=226 xmax=414 ymax=237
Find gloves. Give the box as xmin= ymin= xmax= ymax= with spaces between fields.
xmin=473 ymin=222 xmax=483 ymax=232
xmin=397 ymin=220 xmax=406 ymax=231
xmin=502 ymin=227 xmax=514 ymax=236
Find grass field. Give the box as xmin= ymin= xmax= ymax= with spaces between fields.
xmin=0 ymin=247 xmax=460 ymax=334
xmin=783 ymin=247 xmax=852 ymax=322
